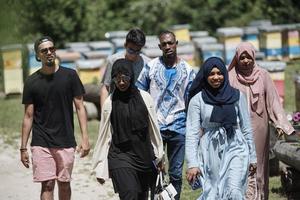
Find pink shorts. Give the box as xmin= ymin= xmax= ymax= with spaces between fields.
xmin=31 ymin=146 xmax=75 ymax=182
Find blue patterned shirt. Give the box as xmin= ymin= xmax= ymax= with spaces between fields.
xmin=136 ymin=57 xmax=195 ymax=135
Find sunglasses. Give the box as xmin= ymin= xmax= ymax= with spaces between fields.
xmin=126 ymin=47 xmax=141 ymax=55
xmin=40 ymin=46 xmax=56 ymax=54
xmin=113 ymin=75 xmax=131 ymax=83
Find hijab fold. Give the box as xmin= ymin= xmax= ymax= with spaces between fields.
xmin=188 ymin=57 xmax=240 ymax=135
xmin=110 ymin=59 xmax=148 ymax=145
xmin=228 ymin=42 xmax=264 ymax=115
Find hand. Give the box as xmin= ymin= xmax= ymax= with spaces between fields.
xmin=97 ymin=178 xmax=105 ymax=185
xmin=77 ymin=138 xmax=90 ymax=158
xmin=186 ymin=167 xmax=201 ymax=183
xmin=249 ymin=163 xmax=257 ymax=176
xmin=291 ymin=130 xmax=300 ymax=137
xmin=276 ymin=128 xmax=284 ymax=139
xmin=20 ymin=150 xmax=30 ymax=168
xmin=156 ymin=161 xmax=165 ymax=172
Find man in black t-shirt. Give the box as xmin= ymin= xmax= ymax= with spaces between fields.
xmin=20 ymin=36 xmax=90 ymax=200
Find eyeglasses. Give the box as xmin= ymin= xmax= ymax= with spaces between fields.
xmin=39 ymin=46 xmax=56 ymax=54
xmin=113 ymin=75 xmax=131 ymax=83
xmin=126 ymin=47 xmax=141 ymax=55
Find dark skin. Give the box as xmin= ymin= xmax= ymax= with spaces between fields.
xmin=158 ymin=33 xmax=179 ymax=67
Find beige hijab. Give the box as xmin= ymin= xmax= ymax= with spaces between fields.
xmin=228 ymin=42 xmax=264 ymax=115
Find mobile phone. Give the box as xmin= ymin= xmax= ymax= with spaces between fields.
xmin=190 ymin=175 xmax=202 ymax=190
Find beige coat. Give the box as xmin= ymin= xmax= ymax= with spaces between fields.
xmin=92 ymin=90 xmax=164 ymax=181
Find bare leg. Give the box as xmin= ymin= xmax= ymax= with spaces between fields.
xmin=57 ymin=181 xmax=71 ymax=200
xmin=41 ymin=180 xmax=55 ymax=200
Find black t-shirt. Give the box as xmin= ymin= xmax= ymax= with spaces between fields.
xmin=22 ymin=66 xmax=85 ymax=148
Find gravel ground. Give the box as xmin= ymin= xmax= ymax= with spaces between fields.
xmin=0 ymin=139 xmax=118 ymax=200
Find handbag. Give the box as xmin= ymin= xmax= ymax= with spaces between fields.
xmin=154 ymin=171 xmax=177 ymax=200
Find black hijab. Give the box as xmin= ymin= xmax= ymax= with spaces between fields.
xmin=110 ymin=59 xmax=148 ymax=145
xmin=188 ymin=57 xmax=240 ymax=135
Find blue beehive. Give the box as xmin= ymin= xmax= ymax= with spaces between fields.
xmin=259 ymin=26 xmax=283 ymax=60
xmin=217 ymin=27 xmax=243 ymax=64
xmin=281 ymin=24 xmax=300 ymax=59
xmin=242 ymin=26 xmax=260 ymax=51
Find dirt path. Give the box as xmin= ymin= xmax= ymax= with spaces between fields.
xmin=0 ymin=139 xmax=118 ymax=200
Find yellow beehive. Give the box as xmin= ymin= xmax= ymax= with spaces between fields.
xmin=259 ymin=26 xmax=283 ymax=60
xmin=171 ymin=24 xmax=191 ymax=43
xmin=76 ymin=59 xmax=106 ymax=84
xmin=1 ymin=45 xmax=23 ymax=95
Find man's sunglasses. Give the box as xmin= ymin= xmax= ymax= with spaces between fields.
xmin=126 ymin=47 xmax=141 ymax=55
xmin=40 ymin=46 xmax=56 ymax=54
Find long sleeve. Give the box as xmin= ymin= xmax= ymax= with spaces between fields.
xmin=185 ymin=94 xmax=202 ymax=169
xmin=91 ymin=97 xmax=112 ymax=180
xmin=238 ymin=93 xmax=257 ymax=163
xmin=141 ymin=91 xmax=164 ymax=164
xmin=184 ymin=69 xmax=196 ymax=104
xmin=136 ymin=64 xmax=151 ymax=91
xmin=264 ymin=71 xmax=294 ymax=135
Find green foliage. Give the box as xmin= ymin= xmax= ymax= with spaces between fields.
xmin=2 ymin=0 xmax=300 ymax=46
xmin=18 ymin=0 xmax=90 ymax=47
xmin=284 ymin=61 xmax=300 ymax=112
xmin=0 ymin=0 xmax=23 ymax=45
xmin=263 ymin=0 xmax=300 ymax=24
xmin=0 ymin=97 xmax=23 ymax=145
xmin=127 ymin=0 xmax=173 ymax=34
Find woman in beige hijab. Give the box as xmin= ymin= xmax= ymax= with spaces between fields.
xmin=228 ymin=42 xmax=295 ymax=200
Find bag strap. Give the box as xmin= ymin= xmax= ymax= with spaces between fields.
xmin=155 ymin=171 xmax=164 ymax=187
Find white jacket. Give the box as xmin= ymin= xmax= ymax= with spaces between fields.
xmin=92 ymin=90 xmax=164 ymax=181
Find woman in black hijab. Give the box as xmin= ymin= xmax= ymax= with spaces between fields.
xmin=92 ymin=58 xmax=164 ymax=200
xmin=185 ymin=57 xmax=257 ymax=199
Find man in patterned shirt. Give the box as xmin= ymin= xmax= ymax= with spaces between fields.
xmin=136 ymin=30 xmax=195 ymax=200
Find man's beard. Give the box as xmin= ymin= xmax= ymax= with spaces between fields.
xmin=46 ymin=60 xmax=55 ymax=67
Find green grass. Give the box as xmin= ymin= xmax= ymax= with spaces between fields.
xmin=1 ymin=61 xmax=300 ymax=199
xmin=284 ymin=60 xmax=300 ymax=112
xmin=0 ymin=96 xmax=23 ymax=146
xmin=269 ymin=176 xmax=286 ymax=200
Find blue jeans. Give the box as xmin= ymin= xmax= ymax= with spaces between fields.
xmin=161 ymin=130 xmax=185 ymax=200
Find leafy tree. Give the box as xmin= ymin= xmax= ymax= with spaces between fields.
xmin=262 ymin=0 xmax=300 ymax=24
xmin=127 ymin=0 xmax=173 ymax=34
xmin=18 ymin=0 xmax=90 ymax=47
xmin=0 ymin=0 xmax=23 ymax=45
xmin=3 ymin=0 xmax=300 ymax=47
